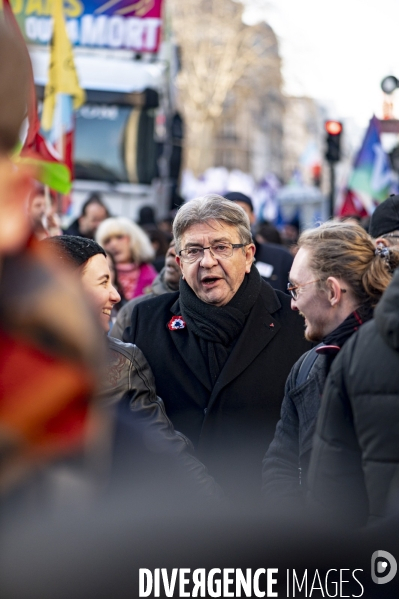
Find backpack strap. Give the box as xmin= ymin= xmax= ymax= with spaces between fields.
xmin=296 ymin=343 xmax=323 ymax=387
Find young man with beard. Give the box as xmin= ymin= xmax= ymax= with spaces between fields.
xmin=262 ymin=221 xmax=399 ymax=505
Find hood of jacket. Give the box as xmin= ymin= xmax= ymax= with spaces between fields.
xmin=375 ymin=268 xmax=399 ymax=351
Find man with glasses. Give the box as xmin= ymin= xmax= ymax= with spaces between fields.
xmin=262 ymin=221 xmax=397 ymax=507
xmin=123 ymin=194 xmax=310 ymax=504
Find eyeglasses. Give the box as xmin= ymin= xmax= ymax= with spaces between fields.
xmin=287 ymin=279 xmax=321 ymax=300
xmin=287 ymin=279 xmax=347 ymax=300
xmin=179 ymin=243 xmax=246 ymax=263
xmin=382 ymin=234 xmax=399 ymax=240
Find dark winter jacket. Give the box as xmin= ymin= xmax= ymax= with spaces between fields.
xmin=254 ymin=241 xmax=293 ymax=294
xmin=123 ymin=280 xmax=311 ymax=502
xmin=111 ymin=268 xmax=177 ymax=340
xmin=262 ymin=311 xmax=369 ymax=503
xmin=102 ymin=336 xmax=221 ymax=499
xmin=308 ymin=270 xmax=399 ymax=528
xmin=262 ymin=349 xmax=328 ymax=503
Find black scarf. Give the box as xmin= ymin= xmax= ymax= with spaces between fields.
xmin=323 ymin=304 xmax=374 ymax=348
xmin=179 ymin=265 xmax=262 ymax=384
xmin=320 ymin=304 xmax=374 ymax=375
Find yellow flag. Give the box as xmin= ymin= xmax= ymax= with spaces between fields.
xmin=41 ymin=0 xmax=86 ymax=131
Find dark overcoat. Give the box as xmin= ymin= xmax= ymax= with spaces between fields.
xmin=123 ymin=280 xmax=311 ymax=501
xmin=308 ymin=269 xmax=399 ymax=528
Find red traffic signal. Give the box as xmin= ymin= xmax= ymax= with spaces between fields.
xmin=325 ymin=121 xmax=343 ymax=162
xmin=325 ymin=120 xmax=343 ymax=135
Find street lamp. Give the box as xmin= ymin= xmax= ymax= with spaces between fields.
xmin=381 ymin=76 xmax=398 ymax=95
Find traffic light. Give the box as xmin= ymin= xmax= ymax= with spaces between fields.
xmin=325 ymin=120 xmax=343 ymax=163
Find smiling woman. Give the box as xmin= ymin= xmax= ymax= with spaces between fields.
xmin=41 ymin=234 xmax=221 ymax=498
xmin=42 ymin=236 xmax=120 ymax=332
xmin=81 ymin=253 xmax=121 ymax=332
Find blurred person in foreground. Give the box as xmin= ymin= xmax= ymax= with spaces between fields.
xmin=308 ymin=256 xmax=399 ymax=529
xmin=42 ymin=235 xmax=221 ymax=499
xmin=123 ymin=194 xmax=310 ymax=504
xmin=224 ymin=192 xmax=293 ymax=293
xmin=0 ymin=22 xmax=103 ymax=504
xmin=63 ymin=193 xmax=109 ymax=239
xmin=262 ymin=222 xmax=399 ymax=507
xmin=111 ymin=239 xmax=180 ymax=340
xmin=96 ymin=216 xmax=157 ymax=300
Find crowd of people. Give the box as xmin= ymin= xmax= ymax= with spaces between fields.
xmin=2 ymin=19 xmax=399 ymax=598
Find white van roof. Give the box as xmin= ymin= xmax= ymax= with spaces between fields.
xmin=29 ymin=46 xmax=167 ymax=93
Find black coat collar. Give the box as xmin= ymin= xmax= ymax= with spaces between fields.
xmin=167 ymin=282 xmax=282 ymax=399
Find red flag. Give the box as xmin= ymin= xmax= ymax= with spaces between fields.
xmin=337 ymin=189 xmax=369 ymax=218
xmin=2 ymin=0 xmax=71 ymax=195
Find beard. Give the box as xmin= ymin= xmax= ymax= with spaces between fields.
xmin=300 ymin=312 xmax=325 ymax=343
xmin=304 ymin=327 xmax=323 ymax=343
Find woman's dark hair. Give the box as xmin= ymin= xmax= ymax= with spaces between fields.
xmin=42 ymin=235 xmax=106 ymax=269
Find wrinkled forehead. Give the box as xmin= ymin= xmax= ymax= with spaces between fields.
xmin=181 ymin=219 xmax=241 ymax=244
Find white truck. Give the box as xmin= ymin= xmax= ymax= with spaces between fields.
xmin=19 ymin=0 xmax=181 ymax=221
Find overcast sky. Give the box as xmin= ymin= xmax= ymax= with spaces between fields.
xmin=243 ymin=0 xmax=399 ymax=132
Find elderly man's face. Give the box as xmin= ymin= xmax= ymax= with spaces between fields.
xmin=176 ymin=220 xmax=255 ymax=307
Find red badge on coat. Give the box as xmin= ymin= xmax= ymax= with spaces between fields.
xmin=168 ymin=316 xmax=186 ymax=330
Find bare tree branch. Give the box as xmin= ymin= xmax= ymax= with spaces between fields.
xmin=169 ymin=0 xmax=282 ymax=174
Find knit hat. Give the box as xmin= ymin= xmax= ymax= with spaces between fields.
xmin=224 ymin=192 xmax=254 ymax=213
xmin=42 ymin=235 xmax=106 ymax=269
xmin=370 ymin=195 xmax=399 ymax=238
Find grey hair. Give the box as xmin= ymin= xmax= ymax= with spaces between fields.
xmin=173 ymin=194 xmax=253 ymax=253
